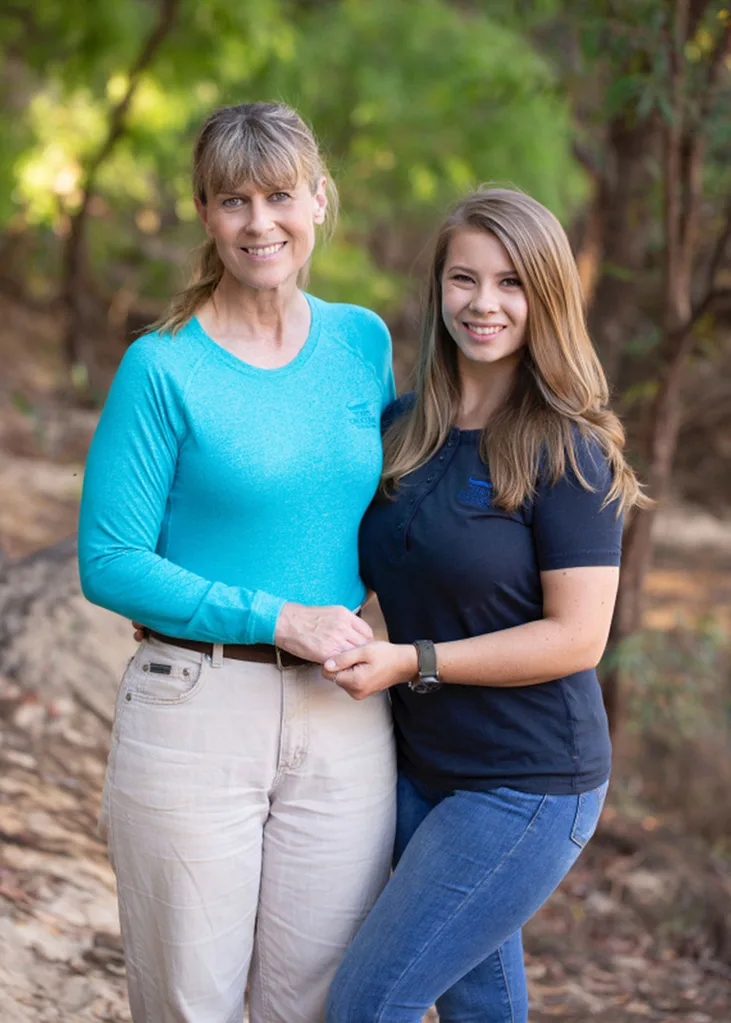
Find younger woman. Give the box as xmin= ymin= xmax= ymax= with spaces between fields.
xmin=324 ymin=187 xmax=647 ymax=1023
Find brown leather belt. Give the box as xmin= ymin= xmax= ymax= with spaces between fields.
xmin=148 ymin=631 xmax=315 ymax=669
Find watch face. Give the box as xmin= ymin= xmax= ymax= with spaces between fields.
xmin=410 ymin=677 xmax=443 ymax=694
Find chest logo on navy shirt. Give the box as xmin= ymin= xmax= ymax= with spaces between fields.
xmin=346 ymin=399 xmax=378 ymax=429
xmin=457 ymin=477 xmax=493 ymax=509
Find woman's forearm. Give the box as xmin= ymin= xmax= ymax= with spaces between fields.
xmin=433 ymin=616 xmax=604 ymax=688
xmin=79 ymin=542 xmax=286 ymax=645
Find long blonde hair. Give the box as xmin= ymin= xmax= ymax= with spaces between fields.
xmin=382 ymin=187 xmax=648 ymax=514
xmin=157 ymin=102 xmax=338 ymax=335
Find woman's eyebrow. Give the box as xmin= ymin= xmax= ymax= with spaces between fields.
xmin=446 ymin=264 xmax=519 ymax=276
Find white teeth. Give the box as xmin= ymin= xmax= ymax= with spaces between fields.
xmin=244 ymin=243 xmax=285 ymax=255
xmin=467 ymin=324 xmax=503 ymax=336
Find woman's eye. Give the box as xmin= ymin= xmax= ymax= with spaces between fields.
xmin=503 ymin=277 xmax=522 ymax=288
xmin=451 ymin=273 xmax=474 ymax=283
xmin=221 ymin=197 xmax=242 ymax=208
xmin=269 ymin=191 xmax=292 ymax=202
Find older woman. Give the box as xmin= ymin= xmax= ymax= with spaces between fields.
xmin=78 ymin=102 xmax=396 ymax=1023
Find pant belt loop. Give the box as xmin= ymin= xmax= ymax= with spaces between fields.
xmin=275 ymin=646 xmax=285 ymax=672
xmin=211 ymin=643 xmax=224 ymax=669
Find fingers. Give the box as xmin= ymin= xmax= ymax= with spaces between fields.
xmin=275 ymin=603 xmax=376 ymax=663
xmin=338 ymin=624 xmax=372 ymax=654
xmin=324 ymin=647 xmax=369 ymax=674
xmin=352 ymin=616 xmax=375 ymax=642
xmin=331 ymin=667 xmax=359 ymax=687
xmin=333 ymin=665 xmax=374 ymax=701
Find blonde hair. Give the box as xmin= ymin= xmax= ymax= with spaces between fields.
xmin=382 ymin=187 xmax=649 ymax=514
xmin=157 ymin=102 xmax=338 ymax=335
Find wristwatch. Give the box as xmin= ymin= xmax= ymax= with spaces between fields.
xmin=408 ymin=640 xmax=443 ymax=694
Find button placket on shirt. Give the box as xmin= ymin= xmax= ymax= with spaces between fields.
xmin=398 ymin=435 xmax=459 ymax=553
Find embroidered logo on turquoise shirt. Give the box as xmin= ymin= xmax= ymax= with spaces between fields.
xmin=346 ymin=399 xmax=378 ymax=428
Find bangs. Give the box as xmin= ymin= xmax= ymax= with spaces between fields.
xmin=197 ymin=120 xmax=305 ymax=201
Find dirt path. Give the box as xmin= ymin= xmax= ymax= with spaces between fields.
xmin=3 ymin=685 xmax=731 ymax=1021
xmin=1 ymin=535 xmax=730 ymax=1020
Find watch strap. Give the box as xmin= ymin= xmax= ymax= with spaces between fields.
xmin=413 ymin=639 xmax=438 ymax=679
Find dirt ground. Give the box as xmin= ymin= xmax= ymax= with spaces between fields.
xmin=2 ymin=544 xmax=731 ymax=1023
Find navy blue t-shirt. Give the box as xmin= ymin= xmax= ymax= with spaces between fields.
xmin=359 ymin=395 xmax=622 ymax=795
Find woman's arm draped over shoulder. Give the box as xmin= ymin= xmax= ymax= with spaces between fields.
xmin=78 ymin=340 xmax=285 ymax=645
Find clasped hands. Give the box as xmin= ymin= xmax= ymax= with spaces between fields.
xmin=322 ymin=641 xmax=418 ymax=701
xmin=274 ymin=602 xmax=417 ymax=700
xmin=131 ymin=602 xmax=417 ymax=701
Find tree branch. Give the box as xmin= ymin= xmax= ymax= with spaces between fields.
xmin=83 ymin=0 xmax=181 ymax=196
xmin=699 ymin=198 xmax=731 ymax=301
xmin=572 ymin=140 xmax=604 ymax=184
xmin=663 ymin=0 xmax=689 ymax=329
xmin=61 ymin=0 xmax=181 ymax=375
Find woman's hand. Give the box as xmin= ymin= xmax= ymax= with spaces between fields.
xmin=275 ymin=602 xmax=374 ymax=663
xmin=322 ymin=641 xmax=418 ymax=700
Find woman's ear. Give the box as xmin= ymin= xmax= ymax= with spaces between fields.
xmin=194 ymin=195 xmax=212 ymax=235
xmin=313 ymin=177 xmax=328 ymax=225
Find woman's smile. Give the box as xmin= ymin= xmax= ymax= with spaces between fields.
xmin=461 ymin=322 xmax=506 ymax=341
xmin=240 ymin=241 xmax=288 ymax=260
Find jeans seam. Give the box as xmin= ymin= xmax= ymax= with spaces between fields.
xmin=254 ymin=920 xmax=276 ymax=1023
xmin=374 ymin=793 xmax=549 ymax=1021
xmin=496 ymin=944 xmax=515 ymax=1023
xmin=570 ymin=792 xmax=587 ymax=848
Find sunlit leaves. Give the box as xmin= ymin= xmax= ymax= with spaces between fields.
xmin=13 ymin=89 xmax=106 ymax=223
xmin=310 ymin=236 xmax=404 ymax=310
xmin=1 ymin=0 xmax=586 ymax=309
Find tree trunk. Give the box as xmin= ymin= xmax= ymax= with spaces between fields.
xmin=587 ymin=117 xmax=659 ymax=387
xmin=601 ymin=339 xmax=690 ymax=730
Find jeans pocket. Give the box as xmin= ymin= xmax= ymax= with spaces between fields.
xmin=570 ymin=780 xmax=609 ymax=849
xmin=124 ymin=640 xmax=208 ymax=706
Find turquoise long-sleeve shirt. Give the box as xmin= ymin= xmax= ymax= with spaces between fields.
xmin=78 ymin=294 xmax=395 ymax=645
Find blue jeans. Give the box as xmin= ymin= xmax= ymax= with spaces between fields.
xmin=326 ymin=772 xmax=608 ymax=1023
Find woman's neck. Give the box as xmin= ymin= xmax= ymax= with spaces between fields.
xmin=201 ymin=273 xmax=305 ymax=338
xmin=455 ymin=354 xmax=520 ymax=430
xmin=196 ymin=273 xmax=311 ymax=367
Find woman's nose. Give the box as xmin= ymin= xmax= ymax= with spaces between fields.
xmin=470 ymin=286 xmax=500 ymax=315
xmin=245 ymin=198 xmax=274 ymax=235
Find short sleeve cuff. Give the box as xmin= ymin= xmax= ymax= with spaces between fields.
xmin=538 ymin=550 xmax=621 ymax=571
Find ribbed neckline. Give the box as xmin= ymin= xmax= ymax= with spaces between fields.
xmin=187 ymin=292 xmax=321 ymax=378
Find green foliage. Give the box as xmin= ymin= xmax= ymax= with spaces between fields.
xmin=605 ymin=622 xmax=731 ymax=742
xmin=309 ymin=237 xmax=405 ymax=312
xmin=256 ymin=0 xmax=584 ymax=224
xmin=0 ymin=0 xmax=585 ymax=316
xmin=610 ymin=622 xmax=731 ymax=848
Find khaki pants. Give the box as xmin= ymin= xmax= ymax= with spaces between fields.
xmin=100 ymin=637 xmax=396 ymax=1023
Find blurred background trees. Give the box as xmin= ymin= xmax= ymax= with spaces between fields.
xmin=1 ymin=0 xmax=730 ymax=743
